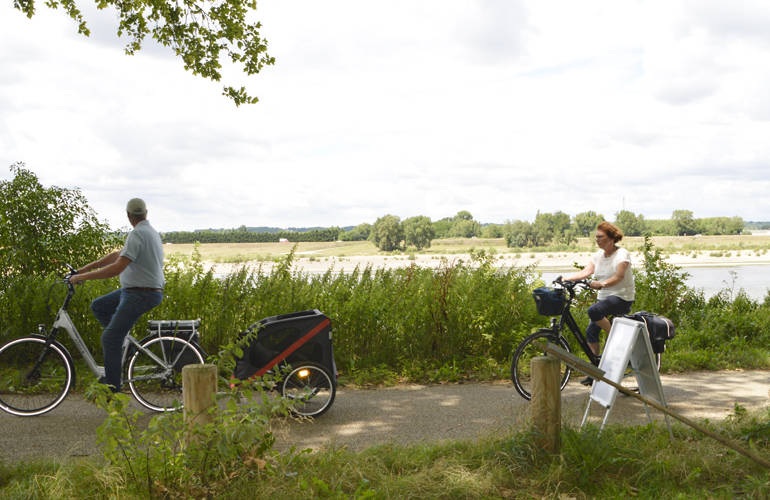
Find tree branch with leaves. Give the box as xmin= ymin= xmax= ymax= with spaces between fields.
xmin=12 ymin=0 xmax=274 ymax=105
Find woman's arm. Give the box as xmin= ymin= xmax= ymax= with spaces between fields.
xmin=565 ymin=262 xmax=595 ymax=281
xmin=590 ymin=261 xmax=629 ymax=290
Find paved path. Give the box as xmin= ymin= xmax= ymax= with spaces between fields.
xmin=1 ymin=370 xmax=768 ymax=462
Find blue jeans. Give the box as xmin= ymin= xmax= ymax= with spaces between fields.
xmin=91 ymin=288 xmax=163 ymax=390
xmin=585 ymin=295 xmax=633 ymax=344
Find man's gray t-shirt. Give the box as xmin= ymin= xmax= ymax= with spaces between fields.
xmin=119 ymin=220 xmax=165 ymax=289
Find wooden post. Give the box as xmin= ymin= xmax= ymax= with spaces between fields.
xmin=183 ymin=364 xmax=217 ymax=444
xmin=542 ymin=342 xmax=770 ymax=470
xmin=530 ymin=355 xmax=561 ymax=453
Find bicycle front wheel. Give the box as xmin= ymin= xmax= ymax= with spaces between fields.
xmin=0 ymin=336 xmax=75 ymax=416
xmin=126 ymin=336 xmax=205 ymax=412
xmin=511 ymin=329 xmax=572 ymax=401
xmin=280 ymin=363 xmax=336 ymax=417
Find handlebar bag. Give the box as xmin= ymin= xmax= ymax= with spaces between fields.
xmin=532 ymin=287 xmax=567 ymax=316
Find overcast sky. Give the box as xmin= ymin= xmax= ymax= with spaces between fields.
xmin=2 ymin=0 xmax=770 ymax=232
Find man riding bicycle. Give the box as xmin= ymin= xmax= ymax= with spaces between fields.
xmin=69 ymin=198 xmax=164 ymax=392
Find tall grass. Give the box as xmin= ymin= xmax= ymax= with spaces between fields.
xmin=1 ymin=242 xmax=769 ymax=384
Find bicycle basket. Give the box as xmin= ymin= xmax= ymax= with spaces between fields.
xmin=532 ymin=287 xmax=567 ymax=316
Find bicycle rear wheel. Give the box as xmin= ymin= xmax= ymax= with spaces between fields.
xmin=0 ymin=336 xmax=75 ymax=416
xmin=126 ymin=336 xmax=205 ymax=412
xmin=511 ymin=329 xmax=572 ymax=401
xmin=280 ymin=362 xmax=336 ymax=417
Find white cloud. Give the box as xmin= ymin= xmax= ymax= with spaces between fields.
xmin=1 ymin=0 xmax=770 ymax=232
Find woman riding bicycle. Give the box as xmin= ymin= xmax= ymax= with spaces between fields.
xmin=564 ymin=221 xmax=635 ymax=384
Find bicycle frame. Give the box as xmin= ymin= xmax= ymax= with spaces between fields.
xmin=50 ymin=308 xmax=179 ymax=380
xmin=554 ymin=308 xmax=600 ymax=366
xmin=552 ymin=282 xmax=601 ymax=366
xmin=44 ymin=281 xmax=192 ymax=384
xmin=49 ymin=307 xmax=105 ymax=378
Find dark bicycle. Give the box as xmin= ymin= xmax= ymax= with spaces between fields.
xmin=510 ymin=277 xmax=661 ymax=400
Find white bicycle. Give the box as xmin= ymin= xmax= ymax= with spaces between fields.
xmin=0 ymin=266 xmax=205 ymax=416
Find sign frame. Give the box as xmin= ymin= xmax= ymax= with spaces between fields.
xmin=581 ymin=317 xmax=672 ymax=435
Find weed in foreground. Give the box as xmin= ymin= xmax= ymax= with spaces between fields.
xmin=3 ymin=410 xmax=770 ymax=498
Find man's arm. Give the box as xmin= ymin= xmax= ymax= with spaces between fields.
xmin=70 ymin=256 xmax=131 ymax=284
xmin=76 ymin=250 xmax=121 ymax=274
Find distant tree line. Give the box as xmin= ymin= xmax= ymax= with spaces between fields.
xmin=355 ymin=209 xmax=745 ymax=251
xmin=162 ymin=227 xmax=340 ymax=244
xmin=501 ymin=209 xmax=745 ymax=248
xmin=745 ymin=221 xmax=770 ymax=230
xmin=161 ymin=209 xmax=747 ymax=250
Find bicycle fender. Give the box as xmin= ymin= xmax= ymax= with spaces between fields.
xmin=24 ymin=334 xmax=77 ymax=388
xmin=135 ymin=333 xmax=206 ymax=356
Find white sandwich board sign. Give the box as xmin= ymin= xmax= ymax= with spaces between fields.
xmin=581 ymin=317 xmax=672 ymax=435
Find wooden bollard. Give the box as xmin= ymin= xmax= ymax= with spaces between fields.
xmin=182 ymin=364 xmax=217 ymax=443
xmin=530 ymin=355 xmax=561 ymax=453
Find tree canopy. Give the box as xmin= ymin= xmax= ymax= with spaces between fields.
xmin=403 ymin=216 xmax=435 ymax=250
xmin=573 ymin=211 xmax=605 ymax=237
xmin=614 ymin=210 xmax=646 ymax=236
xmin=672 ymin=209 xmax=698 ymax=236
xmin=339 ymin=223 xmax=372 ymax=242
xmin=0 ymin=163 xmax=119 ymax=287
xmin=12 ymin=0 xmax=274 ymax=105
xmin=369 ymin=215 xmax=404 ymax=252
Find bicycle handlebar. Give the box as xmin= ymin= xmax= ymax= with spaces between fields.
xmin=47 ymin=265 xmax=78 ymax=315
xmin=553 ymin=276 xmax=590 ymax=290
xmin=60 ymin=264 xmax=78 ymax=288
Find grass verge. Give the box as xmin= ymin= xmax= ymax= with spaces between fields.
xmin=3 ymin=406 xmax=769 ymax=499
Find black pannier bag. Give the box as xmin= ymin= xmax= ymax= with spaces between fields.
xmin=625 ymin=311 xmax=676 ymax=354
xmin=233 ymin=309 xmax=336 ymax=382
xmin=532 ymin=287 xmax=567 ymax=316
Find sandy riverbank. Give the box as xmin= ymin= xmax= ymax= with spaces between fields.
xmin=202 ymin=249 xmax=770 ymax=276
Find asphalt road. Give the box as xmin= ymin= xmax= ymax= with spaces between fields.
xmin=1 ymin=370 xmax=768 ymax=462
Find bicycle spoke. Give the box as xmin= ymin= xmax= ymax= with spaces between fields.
xmin=281 ymin=364 xmax=335 ymax=417
xmin=0 ymin=337 xmax=73 ymax=416
xmin=127 ymin=337 xmax=203 ymax=412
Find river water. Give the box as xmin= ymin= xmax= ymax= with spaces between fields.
xmin=542 ymin=265 xmax=770 ymax=301
xmin=215 ymin=262 xmax=770 ymax=301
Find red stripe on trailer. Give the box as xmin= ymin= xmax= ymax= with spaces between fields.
xmin=253 ymin=318 xmax=330 ymax=377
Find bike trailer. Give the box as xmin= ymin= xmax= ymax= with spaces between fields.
xmin=233 ymin=309 xmax=337 ymax=382
xmin=532 ymin=287 xmax=567 ymax=316
xmin=625 ymin=311 xmax=676 ymax=353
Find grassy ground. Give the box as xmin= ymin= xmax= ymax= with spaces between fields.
xmin=3 ymin=408 xmax=769 ymax=498
xmin=163 ymin=234 xmax=770 ymax=263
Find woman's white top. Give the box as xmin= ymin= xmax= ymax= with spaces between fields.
xmin=591 ymin=247 xmax=635 ymax=301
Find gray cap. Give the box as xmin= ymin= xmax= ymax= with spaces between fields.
xmin=126 ymin=198 xmax=147 ymax=217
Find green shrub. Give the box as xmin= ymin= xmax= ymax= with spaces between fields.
xmin=3 ymin=237 xmax=770 ymax=381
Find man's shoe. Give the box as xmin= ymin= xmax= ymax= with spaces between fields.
xmin=580 ymin=376 xmax=593 ymax=386
xmin=98 ymin=376 xmax=119 ymax=393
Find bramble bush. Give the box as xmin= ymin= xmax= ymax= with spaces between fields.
xmin=84 ymin=332 xmax=295 ymax=499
